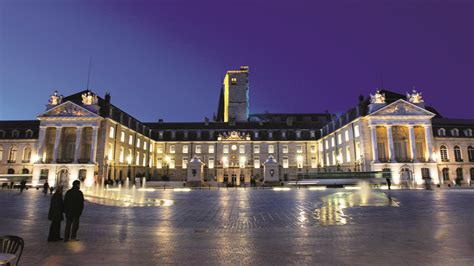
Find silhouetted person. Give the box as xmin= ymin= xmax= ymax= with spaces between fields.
xmin=64 ymin=180 xmax=84 ymax=242
xmin=43 ymin=181 xmax=50 ymax=196
xmin=19 ymin=180 xmax=27 ymax=193
xmin=386 ymin=177 xmax=392 ymax=190
xmin=48 ymin=186 xmax=64 ymax=242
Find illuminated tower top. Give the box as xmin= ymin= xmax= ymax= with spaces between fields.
xmin=217 ymin=66 xmax=249 ymax=122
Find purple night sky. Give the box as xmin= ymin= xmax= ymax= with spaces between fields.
xmin=0 ymin=0 xmax=472 ymax=121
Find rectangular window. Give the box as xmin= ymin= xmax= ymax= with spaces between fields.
xmin=296 ymin=131 xmax=301 ymax=139
xmin=120 ymin=132 xmax=125 ymax=142
xmin=297 ymin=157 xmax=303 ymax=168
xmin=268 ymin=131 xmax=273 ymax=139
xmin=108 ymin=143 xmax=113 ymax=160
xmin=136 ymin=151 xmax=140 ymax=165
xmin=345 ymin=130 xmax=349 ymax=142
xmin=282 ymin=145 xmax=289 ymax=154
xmin=158 ymin=131 xmax=164 ymax=139
xmin=208 ymin=145 xmax=215 ymax=154
xmin=208 ymin=157 xmax=215 ymax=169
xmin=355 ymin=142 xmax=361 ymax=160
xmin=119 ymin=147 xmax=124 ymax=163
xmin=254 ymin=156 xmax=260 ymax=168
xmin=157 ymin=145 xmax=163 ymax=154
xmin=223 ymin=157 xmax=229 ymax=168
xmin=142 ymin=155 xmax=146 ymax=166
xmin=325 ymin=140 xmax=329 ymax=149
xmin=311 ymin=156 xmax=317 ymax=168
xmin=223 ymin=145 xmax=229 ymax=154
xmin=346 ymin=146 xmax=351 ymax=162
xmin=354 ymin=125 xmax=360 ymax=137
xmin=128 ymin=149 xmax=132 ymax=164
xmin=282 ymin=156 xmax=289 ymax=168
xmin=170 ymin=145 xmax=175 ymax=154
xmin=254 ymin=131 xmax=259 ymax=138
xmin=169 ymin=158 xmax=175 ymax=169
xmin=150 ymin=143 xmax=153 ymax=152
xmin=136 ymin=139 xmax=140 ymax=148
xmin=310 ymin=145 xmax=316 ymax=153
xmin=378 ymin=142 xmax=387 ymax=161
xmin=182 ymin=145 xmax=188 ymax=153
xmin=332 ymin=151 xmax=336 ymax=165
xmin=296 ymin=145 xmax=303 ymax=153
xmin=182 ymin=157 xmax=188 ymax=169
xmin=195 ymin=145 xmax=202 ymax=154
xmin=157 ymin=158 xmax=162 ymax=169
xmin=129 ymin=135 xmax=133 ymax=145
xmin=143 ymin=142 xmax=147 ymax=150
xmin=337 ymin=134 xmax=342 ymax=145
xmin=338 ymin=148 xmax=342 ymax=163
xmin=326 ymin=153 xmax=330 ymax=166
xmin=268 ymin=145 xmax=274 ymax=153
xmin=331 ymin=137 xmax=335 ymax=147
xmin=310 ymin=131 xmax=315 ymax=138
xmin=239 ymin=145 xmax=245 ymax=154
xmin=254 ymin=145 xmax=260 ymax=154
xmin=109 ymin=126 xmax=115 ymax=138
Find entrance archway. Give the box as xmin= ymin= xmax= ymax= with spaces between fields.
xmin=57 ymin=168 xmax=70 ymax=188
xmin=400 ymin=166 xmax=413 ymax=188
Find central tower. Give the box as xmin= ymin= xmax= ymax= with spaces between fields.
xmin=217 ymin=66 xmax=249 ymax=122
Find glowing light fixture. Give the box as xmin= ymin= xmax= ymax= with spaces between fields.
xmin=273 ymin=187 xmax=290 ymax=191
xmin=127 ymin=155 xmax=132 ymax=165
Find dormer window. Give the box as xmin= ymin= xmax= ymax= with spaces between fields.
xmin=296 ymin=131 xmax=301 ymax=139
xmin=12 ymin=130 xmax=19 ymax=138
xmin=464 ymin=129 xmax=472 ymax=137
xmin=231 ymin=77 xmax=237 ymax=84
xmin=438 ymin=128 xmax=446 ymax=137
xmin=25 ymin=130 xmax=33 ymax=138
xmin=171 ymin=131 xmax=176 ymax=140
xmin=159 ymin=131 xmax=164 ymax=140
xmin=254 ymin=131 xmax=259 ymax=139
xmin=268 ymin=131 xmax=273 ymax=139
xmin=310 ymin=131 xmax=315 ymax=138
xmin=183 ymin=131 xmax=188 ymax=139
xmin=451 ymin=128 xmax=459 ymax=137
xmin=196 ymin=131 xmax=201 ymax=139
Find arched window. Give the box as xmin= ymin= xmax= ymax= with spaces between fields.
xmin=456 ymin=168 xmax=463 ymax=180
xmin=22 ymin=146 xmax=31 ymax=162
xmin=0 ymin=130 xmax=5 ymax=138
xmin=440 ymin=145 xmax=448 ymax=162
xmin=78 ymin=169 xmax=87 ymax=181
xmin=7 ymin=168 xmax=14 ymax=174
xmin=11 ymin=130 xmax=19 ymax=138
xmin=442 ymin=168 xmax=449 ymax=181
xmin=438 ymin=128 xmax=446 ymax=136
xmin=25 ymin=130 xmax=33 ymax=138
xmin=22 ymin=168 xmax=29 ymax=174
xmin=451 ymin=128 xmax=459 ymax=137
xmin=8 ymin=145 xmax=17 ymax=163
xmin=468 ymin=146 xmax=474 ymax=162
xmin=454 ymin=146 xmax=462 ymax=162
xmin=109 ymin=126 xmax=115 ymax=138
xmin=464 ymin=129 xmax=473 ymax=137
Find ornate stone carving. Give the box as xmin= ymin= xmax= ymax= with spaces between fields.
xmin=43 ymin=102 xmax=90 ymax=117
xmin=217 ymin=131 xmax=250 ymax=141
xmin=370 ymin=90 xmax=385 ymax=104
xmin=373 ymin=101 xmax=430 ymax=116
xmin=82 ymin=91 xmax=98 ymax=106
xmin=48 ymin=90 xmax=63 ymax=106
xmin=406 ymin=89 xmax=424 ymax=104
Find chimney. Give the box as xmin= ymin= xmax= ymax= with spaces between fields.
xmin=105 ymin=92 xmax=111 ymax=103
xmin=204 ymin=117 xmax=209 ymax=126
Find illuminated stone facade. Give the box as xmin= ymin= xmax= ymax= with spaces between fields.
xmin=0 ymin=68 xmax=473 ymax=187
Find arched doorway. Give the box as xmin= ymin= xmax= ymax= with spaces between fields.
xmin=400 ymin=166 xmax=413 ymax=188
xmin=57 ymin=168 xmax=70 ymax=188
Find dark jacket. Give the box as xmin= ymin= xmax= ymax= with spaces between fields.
xmin=48 ymin=192 xmax=64 ymax=221
xmin=64 ymin=187 xmax=84 ymax=218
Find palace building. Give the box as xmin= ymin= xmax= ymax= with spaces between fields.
xmin=0 ymin=66 xmax=473 ymax=188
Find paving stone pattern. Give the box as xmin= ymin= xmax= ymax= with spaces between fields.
xmin=0 ymin=188 xmax=473 ymax=265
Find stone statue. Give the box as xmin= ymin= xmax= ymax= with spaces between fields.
xmin=48 ymin=90 xmax=63 ymax=106
xmin=81 ymin=91 xmax=98 ymax=105
xmin=406 ymin=89 xmax=424 ymax=104
xmin=370 ymin=90 xmax=385 ymax=104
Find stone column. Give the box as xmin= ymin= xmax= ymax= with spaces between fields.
xmin=386 ymin=125 xmax=395 ymax=162
xmin=424 ymin=125 xmax=433 ymax=162
xmin=52 ymin=127 xmax=62 ymax=163
xmin=408 ymin=125 xmax=417 ymax=162
xmin=36 ymin=126 xmax=47 ymax=162
xmin=74 ymin=127 xmax=83 ymax=163
xmin=370 ymin=126 xmax=379 ymax=163
xmin=90 ymin=127 xmax=99 ymax=163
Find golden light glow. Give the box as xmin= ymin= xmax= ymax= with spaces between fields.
xmin=223 ymin=74 xmax=229 ymax=122
xmin=126 ymin=155 xmax=132 ymax=165
xmin=31 ymin=155 xmax=40 ymax=163
xmin=173 ymin=188 xmax=191 ymax=192
xmin=165 ymin=156 xmax=171 ymax=163
xmin=296 ymin=155 xmax=303 ymax=162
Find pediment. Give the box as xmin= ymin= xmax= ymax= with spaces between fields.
xmin=369 ymin=99 xmax=434 ymax=117
xmin=38 ymin=101 xmax=100 ymax=118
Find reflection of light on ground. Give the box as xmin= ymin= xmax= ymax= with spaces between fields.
xmin=309 ymin=187 xmax=326 ymax=190
xmin=273 ymin=187 xmax=291 ymax=191
xmin=315 ymin=191 xmax=399 ymax=226
xmin=66 ymin=241 xmax=86 ymax=253
xmin=173 ymin=188 xmax=191 ymax=192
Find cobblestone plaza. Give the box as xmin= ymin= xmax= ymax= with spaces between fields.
xmin=0 ymin=188 xmax=473 ymax=265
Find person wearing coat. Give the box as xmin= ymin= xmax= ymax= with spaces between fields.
xmin=48 ymin=185 xmax=64 ymax=242
xmin=64 ymin=180 xmax=84 ymax=242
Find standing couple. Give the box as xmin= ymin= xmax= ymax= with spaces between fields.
xmin=47 ymin=180 xmax=84 ymax=242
